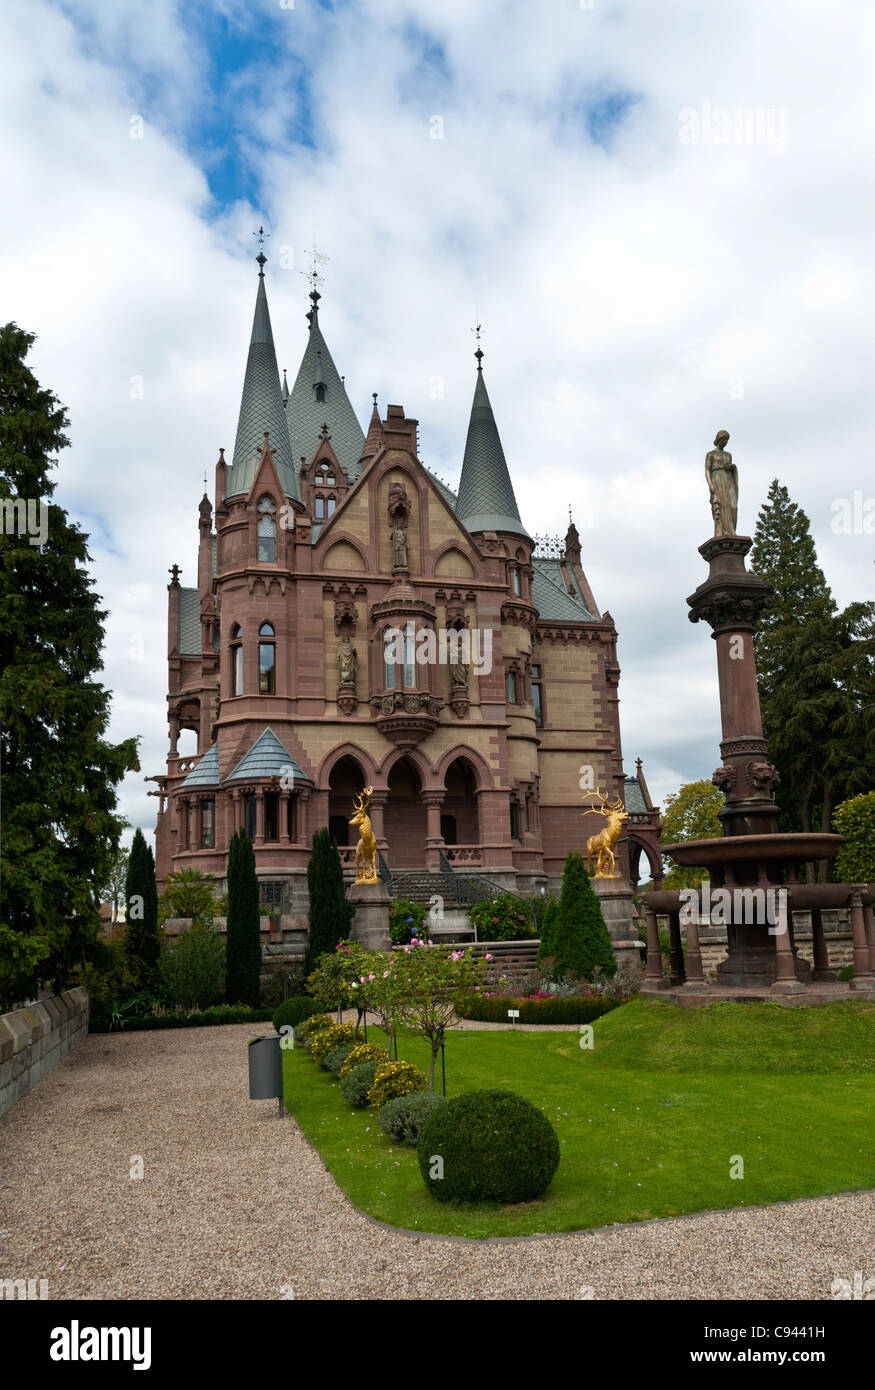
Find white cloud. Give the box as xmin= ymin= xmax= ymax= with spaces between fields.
xmin=1 ymin=0 xmax=873 ymax=831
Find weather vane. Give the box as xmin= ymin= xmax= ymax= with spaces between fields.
xmin=253 ymin=224 xmax=270 ymax=272
xmin=471 ymin=322 xmax=484 ymax=369
xmin=298 ymin=243 xmax=329 ymax=297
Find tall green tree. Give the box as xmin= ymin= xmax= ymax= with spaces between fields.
xmin=0 ymin=323 xmax=138 ymax=1005
xmin=552 ymin=852 xmax=616 ymax=980
xmin=304 ymin=828 xmax=354 ymax=977
xmin=123 ymin=829 xmax=159 ymax=989
xmin=225 ymin=829 xmax=261 ymax=1006
xmin=751 ymin=481 xmax=875 ymax=869
xmin=659 ymin=779 xmax=724 ymax=889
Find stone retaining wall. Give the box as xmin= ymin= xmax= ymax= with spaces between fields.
xmin=654 ymin=909 xmax=854 ymax=981
xmin=0 ymin=988 xmax=90 ymax=1118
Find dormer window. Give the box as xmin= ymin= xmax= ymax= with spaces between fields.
xmin=257 ymin=495 xmax=276 ymax=562
xmin=315 ymin=383 xmax=326 ymax=403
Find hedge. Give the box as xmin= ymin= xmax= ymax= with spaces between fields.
xmin=89 ymin=1005 xmax=273 ymax=1033
xmin=455 ymin=994 xmax=623 ymax=1024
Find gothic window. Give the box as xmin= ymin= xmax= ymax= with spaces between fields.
xmin=259 ymin=622 xmax=276 ymax=694
xmin=506 ymin=669 xmax=517 ymax=704
xmin=510 ymin=566 xmax=521 ymax=597
xmin=384 ymin=627 xmax=396 ymax=689
xmin=404 ymin=621 xmax=416 ymax=688
xmin=230 ymin=624 xmax=243 ymax=697
xmin=532 ymin=664 xmax=544 ymax=728
xmin=319 ymin=463 xmax=336 ymax=487
xmin=264 ymin=792 xmax=279 ymax=841
xmin=326 ymin=496 xmax=336 ymax=517
xmin=201 ymin=799 xmax=214 ymax=848
xmin=509 ymin=802 xmax=520 ymax=839
xmin=257 ymin=495 xmax=276 ymax=562
xmin=315 ymin=495 xmax=325 ymax=521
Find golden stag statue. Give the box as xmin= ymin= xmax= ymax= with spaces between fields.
xmin=583 ymin=787 xmax=629 ymax=879
xmin=350 ymin=787 xmax=379 ymax=884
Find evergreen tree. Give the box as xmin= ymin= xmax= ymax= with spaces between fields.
xmin=123 ymin=829 xmax=159 ymax=989
xmin=304 ymin=828 xmax=354 ymax=976
xmin=751 ymin=480 xmax=875 ymax=865
xmin=552 ymin=852 xmax=616 ymax=979
xmin=536 ymin=896 xmax=558 ymax=966
xmin=0 ymin=323 xmax=138 ymax=1003
xmin=659 ymin=779 xmax=724 ymax=889
xmin=226 ymin=829 xmax=261 ymax=1006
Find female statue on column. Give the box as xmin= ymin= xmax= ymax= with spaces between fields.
xmin=705 ymin=430 xmax=738 ymax=536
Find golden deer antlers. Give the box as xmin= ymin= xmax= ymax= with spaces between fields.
xmin=582 ymin=786 xmax=625 ymax=816
xmin=352 ymin=786 xmax=373 ymax=814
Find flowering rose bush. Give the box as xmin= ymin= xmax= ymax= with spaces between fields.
xmin=389 ymin=899 xmax=429 ymax=945
xmin=468 ymin=895 xmax=536 ymax=941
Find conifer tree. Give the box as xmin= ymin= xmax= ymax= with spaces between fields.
xmin=536 ymin=896 xmax=558 ymax=966
xmin=552 ymin=852 xmax=616 ymax=979
xmin=0 ymin=323 xmax=138 ymax=1004
xmin=123 ymin=829 xmax=159 ymax=989
xmin=304 ymin=828 xmax=354 ymax=977
xmin=225 ymin=829 xmax=261 ymax=1006
xmin=751 ymin=480 xmax=875 ymax=857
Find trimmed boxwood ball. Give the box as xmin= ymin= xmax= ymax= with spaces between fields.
xmin=378 ymin=1091 xmax=446 ymax=1146
xmin=325 ymin=1044 xmax=355 ymax=1074
xmin=340 ymin=1059 xmax=381 ymax=1109
xmin=417 ymin=1089 xmax=560 ymax=1205
xmin=272 ymin=997 xmax=321 ymax=1032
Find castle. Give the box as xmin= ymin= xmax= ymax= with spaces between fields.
xmin=151 ymin=251 xmax=661 ymax=928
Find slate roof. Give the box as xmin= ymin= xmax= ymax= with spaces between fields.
xmin=623 ymin=775 xmax=648 ymax=814
xmin=285 ymin=302 xmax=365 ymax=480
xmin=225 ymin=273 xmax=301 ymax=503
xmin=224 ymin=727 xmax=309 ymax=784
xmin=455 ymin=368 xmax=531 ymax=540
xmin=531 ymin=557 xmax=595 ymax=622
xmin=178 ymin=587 xmax=202 ymax=656
xmin=181 ymin=743 xmax=220 ymax=788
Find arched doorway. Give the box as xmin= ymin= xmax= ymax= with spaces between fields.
xmin=383 ymin=756 xmax=427 ymax=870
xmin=443 ymin=757 xmax=479 ymax=847
xmin=328 ymin=755 xmax=367 ymax=848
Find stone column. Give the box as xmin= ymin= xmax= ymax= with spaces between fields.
xmin=368 ymin=789 xmax=388 ymax=851
xmin=423 ymin=792 xmax=445 ymax=871
xmin=772 ymin=897 xmax=803 ymax=992
xmin=644 ymin=906 xmax=663 ymax=985
xmin=168 ymin=715 xmax=179 ymax=755
xmin=297 ymin=789 xmax=311 ymax=845
xmin=864 ymin=900 xmax=875 ymax=974
xmin=810 ymin=908 xmax=833 ymax=981
xmin=178 ymin=797 xmax=189 ymax=850
xmin=849 ymin=890 xmax=875 ymax=986
xmin=255 ymin=790 xmax=265 ymax=846
xmin=193 ymin=799 xmax=202 ymax=850
xmin=668 ymin=910 xmax=686 ymax=986
xmin=280 ymin=793 xmax=291 ymax=844
xmin=230 ymin=789 xmax=241 ymax=833
xmin=683 ymin=915 xmax=707 ymax=988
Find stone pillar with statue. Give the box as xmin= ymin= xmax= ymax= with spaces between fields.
xmin=582 ymin=788 xmax=644 ymax=973
xmin=347 ymin=786 xmax=391 ymax=950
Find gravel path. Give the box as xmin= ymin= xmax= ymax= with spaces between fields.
xmin=0 ymin=1023 xmax=871 ymax=1301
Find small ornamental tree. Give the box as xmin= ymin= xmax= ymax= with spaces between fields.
xmin=304 ymin=828 xmax=354 ymax=977
xmin=306 ymin=939 xmax=383 ymax=1033
xmin=536 ymin=896 xmax=558 ymax=966
xmin=225 ymin=829 xmax=261 ymax=1006
xmin=123 ymin=829 xmax=159 ymax=990
xmin=158 ymin=868 xmax=218 ymax=927
xmin=552 ymin=852 xmax=616 ymax=980
xmin=377 ymin=943 xmax=486 ymax=1090
xmin=833 ymin=792 xmax=875 ymax=884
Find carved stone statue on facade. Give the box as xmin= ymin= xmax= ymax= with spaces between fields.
xmin=450 ymin=655 xmax=468 ymax=690
xmin=705 ymin=430 xmax=739 ymax=537
xmin=337 ymin=633 xmax=357 ymax=687
xmin=391 ymin=523 xmax=409 ymax=570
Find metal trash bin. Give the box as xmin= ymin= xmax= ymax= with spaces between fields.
xmin=248 ymin=1034 xmax=283 ymax=1103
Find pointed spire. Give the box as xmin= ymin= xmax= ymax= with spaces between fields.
xmin=282 ymin=368 xmax=289 ymax=405
xmin=456 ymin=355 xmax=530 ymax=540
xmin=226 ymin=258 xmax=300 ymax=502
xmin=360 ymin=393 xmax=383 ymax=463
xmin=286 ymin=288 xmax=365 ymax=480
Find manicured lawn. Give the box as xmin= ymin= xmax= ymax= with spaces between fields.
xmin=282 ymin=998 xmax=875 ymax=1238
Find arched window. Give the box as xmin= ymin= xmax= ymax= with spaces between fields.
xmin=315 ymin=495 xmax=325 ymax=521
xmin=230 ymin=623 xmax=243 ymax=697
xmin=403 ymin=620 xmax=416 ymax=688
xmin=259 ymin=622 xmax=276 ymax=694
xmin=319 ymin=463 xmax=336 ymax=487
xmin=510 ymin=566 xmax=521 ymax=597
xmin=257 ymin=495 xmax=276 ymax=562
xmin=326 ymin=496 xmax=336 ymax=517
xmin=384 ymin=627 xmax=396 ymax=689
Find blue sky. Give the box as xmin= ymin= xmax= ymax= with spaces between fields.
xmin=1 ymin=0 xmax=873 ymax=839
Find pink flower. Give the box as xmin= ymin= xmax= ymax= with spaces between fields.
xmin=486 ymin=953 xmax=493 ymax=962
xmin=368 ymin=973 xmax=375 ymax=980
xmin=360 ymin=975 xmax=366 ymax=983
xmin=383 ymin=970 xmax=390 ymax=978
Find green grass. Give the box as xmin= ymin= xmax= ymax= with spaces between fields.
xmin=282 ymin=998 xmax=875 ymax=1238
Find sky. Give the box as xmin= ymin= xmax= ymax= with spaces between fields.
xmin=0 ymin=0 xmax=873 ymax=841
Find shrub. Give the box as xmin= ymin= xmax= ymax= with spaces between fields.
xmin=367 ymin=1059 xmax=427 ymax=1112
xmin=837 ymin=964 xmax=855 ymax=982
xmin=339 ymin=1042 xmax=388 ymax=1079
xmin=340 ymin=1059 xmax=382 ymax=1108
xmin=390 ymin=899 xmax=428 ymax=945
xmin=159 ymin=923 xmax=226 ymax=1010
xmin=294 ymin=1012 xmax=332 ymax=1045
xmin=310 ymin=1022 xmax=357 ymax=1066
xmin=226 ymin=830 xmax=262 ymax=1007
xmin=536 ymin=896 xmax=558 ymax=964
xmin=834 ymin=792 xmax=875 ymax=884
xmin=325 ymin=1044 xmax=356 ymax=1074
xmin=454 ymin=993 xmax=622 ymax=1024
xmin=468 ymin=895 xmax=536 ymax=941
xmin=551 ymin=852 xmax=616 ymax=980
xmin=305 ymin=829 xmax=355 ymax=976
xmin=417 ymin=1089 xmax=560 ymax=1204
xmin=272 ymin=997 xmax=322 ymax=1032
xmin=378 ymin=1091 xmax=445 ymax=1145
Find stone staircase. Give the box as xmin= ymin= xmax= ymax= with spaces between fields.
xmin=468 ymin=940 xmax=540 ymax=989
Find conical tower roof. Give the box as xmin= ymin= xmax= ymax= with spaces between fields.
xmin=286 ymin=290 xmax=365 ymax=480
xmin=226 ymin=266 xmax=300 ymax=502
xmin=360 ymin=395 xmax=383 ymax=463
xmin=455 ymin=356 xmax=530 ymax=539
